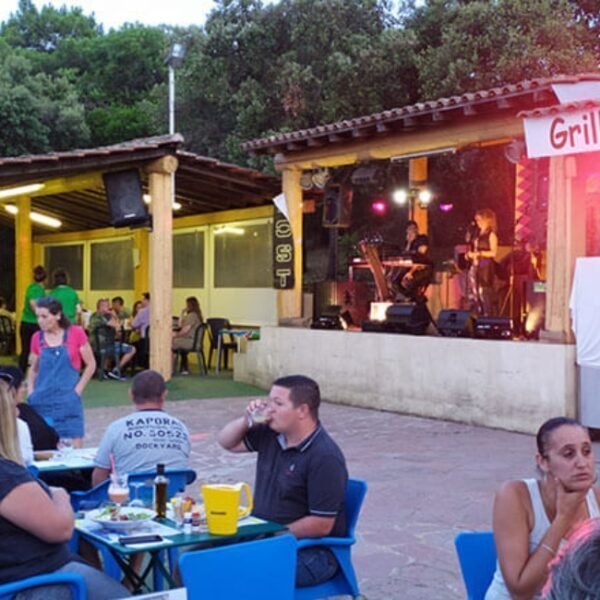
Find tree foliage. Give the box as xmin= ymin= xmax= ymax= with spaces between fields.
xmin=0 ymin=0 xmax=598 ymax=163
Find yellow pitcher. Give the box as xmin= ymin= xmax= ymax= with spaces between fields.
xmin=201 ymin=482 xmax=253 ymax=535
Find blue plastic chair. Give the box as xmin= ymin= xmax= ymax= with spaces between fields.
xmin=179 ymin=533 xmax=297 ymax=600
xmin=294 ymin=478 xmax=367 ymax=600
xmin=71 ymin=468 xmax=196 ymax=586
xmin=454 ymin=531 xmax=497 ymax=600
xmin=0 ymin=573 xmax=86 ymax=600
xmin=70 ymin=468 xmax=197 ymax=511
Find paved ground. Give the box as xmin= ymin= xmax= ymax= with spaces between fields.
xmin=84 ymin=396 xmax=540 ymax=599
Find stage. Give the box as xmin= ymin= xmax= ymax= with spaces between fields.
xmin=234 ymin=325 xmax=576 ymax=434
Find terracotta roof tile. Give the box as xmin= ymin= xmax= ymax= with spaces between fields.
xmin=519 ymin=99 xmax=600 ymax=118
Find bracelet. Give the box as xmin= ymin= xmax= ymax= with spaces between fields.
xmin=539 ymin=542 xmax=556 ymax=556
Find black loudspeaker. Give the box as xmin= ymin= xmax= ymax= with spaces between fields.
xmin=322 ymin=183 xmax=353 ymax=228
xmin=311 ymin=305 xmax=344 ymax=330
xmin=437 ymin=309 xmax=474 ymax=337
xmin=384 ymin=303 xmax=430 ymax=335
xmin=474 ymin=316 xmax=513 ymax=340
xmin=103 ymin=169 xmax=149 ymax=228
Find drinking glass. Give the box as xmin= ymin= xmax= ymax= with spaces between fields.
xmin=129 ymin=481 xmax=146 ymax=507
xmin=57 ymin=438 xmax=73 ymax=459
xmin=251 ymin=403 xmax=271 ymax=425
xmin=108 ymin=474 xmax=130 ymax=507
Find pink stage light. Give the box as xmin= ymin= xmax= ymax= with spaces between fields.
xmin=371 ymin=198 xmax=388 ymax=215
xmin=439 ymin=203 xmax=454 ymax=212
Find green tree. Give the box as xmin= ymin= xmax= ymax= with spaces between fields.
xmin=1 ymin=0 xmax=100 ymax=52
xmin=0 ymin=40 xmax=89 ymax=156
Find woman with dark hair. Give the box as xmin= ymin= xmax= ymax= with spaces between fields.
xmin=466 ymin=208 xmax=498 ymax=316
xmin=19 ymin=265 xmax=46 ymax=372
xmin=172 ymin=296 xmax=203 ymax=375
xmin=27 ymin=297 xmax=96 ymax=448
xmin=49 ymin=268 xmax=80 ymax=323
xmin=485 ymin=417 xmax=600 ymax=599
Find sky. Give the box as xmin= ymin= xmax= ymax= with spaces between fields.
xmin=0 ymin=0 xmax=223 ymax=30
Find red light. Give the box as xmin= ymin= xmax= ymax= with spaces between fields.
xmin=371 ymin=198 xmax=387 ymax=215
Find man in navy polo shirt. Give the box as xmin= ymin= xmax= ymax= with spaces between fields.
xmin=218 ymin=374 xmax=348 ymax=587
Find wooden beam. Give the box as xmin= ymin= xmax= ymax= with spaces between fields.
xmin=278 ymin=169 xmax=303 ymax=320
xmin=146 ymin=157 xmax=176 ymax=381
xmin=273 ymin=114 xmax=525 ymax=170
xmin=15 ymin=196 xmax=32 ymax=355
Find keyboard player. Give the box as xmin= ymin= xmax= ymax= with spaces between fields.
xmin=389 ymin=220 xmax=433 ymax=301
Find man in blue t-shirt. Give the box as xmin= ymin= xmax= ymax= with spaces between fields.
xmin=218 ymin=374 xmax=348 ymax=588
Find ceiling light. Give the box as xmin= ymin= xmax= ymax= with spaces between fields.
xmin=418 ymin=189 xmax=432 ymax=206
xmin=143 ymin=194 xmax=182 ymax=210
xmin=390 ymin=147 xmax=457 ymax=161
xmin=0 ymin=183 xmax=45 ymax=199
xmin=5 ymin=205 xmax=61 ymax=228
xmin=214 ymin=226 xmax=245 ymax=235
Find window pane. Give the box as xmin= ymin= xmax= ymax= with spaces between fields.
xmin=91 ymin=240 xmax=133 ymax=290
xmin=174 ymin=231 xmax=204 ymax=288
xmin=44 ymin=244 xmax=83 ymax=289
xmin=214 ymin=223 xmax=272 ymax=288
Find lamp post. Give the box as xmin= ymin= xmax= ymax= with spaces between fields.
xmin=166 ymin=43 xmax=185 ymax=135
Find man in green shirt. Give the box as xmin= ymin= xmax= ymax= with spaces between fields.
xmin=49 ymin=269 xmax=80 ymax=323
xmin=19 ymin=265 xmax=46 ymax=372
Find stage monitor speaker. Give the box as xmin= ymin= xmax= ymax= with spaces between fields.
xmin=322 ymin=183 xmax=353 ymax=228
xmin=474 ymin=316 xmax=513 ymax=340
xmin=437 ymin=309 xmax=474 ymax=337
xmin=103 ymin=169 xmax=149 ymax=228
xmin=385 ymin=302 xmax=430 ymax=335
xmin=310 ymin=305 xmax=344 ymax=330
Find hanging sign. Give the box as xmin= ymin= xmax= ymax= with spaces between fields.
xmin=524 ymin=105 xmax=600 ymax=158
xmin=272 ymin=194 xmax=294 ymax=289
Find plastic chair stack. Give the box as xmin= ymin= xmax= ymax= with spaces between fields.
xmin=454 ymin=531 xmax=497 ymax=600
xmin=179 ymin=533 xmax=297 ymax=600
xmin=294 ymin=478 xmax=367 ymax=600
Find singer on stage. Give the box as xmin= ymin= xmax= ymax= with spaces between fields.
xmin=466 ymin=209 xmax=498 ymax=316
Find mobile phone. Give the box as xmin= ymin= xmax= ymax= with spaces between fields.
xmin=118 ymin=534 xmax=163 ymax=545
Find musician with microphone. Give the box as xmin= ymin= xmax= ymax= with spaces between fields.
xmin=466 ymin=208 xmax=498 ymax=316
xmin=392 ymin=220 xmax=433 ymax=302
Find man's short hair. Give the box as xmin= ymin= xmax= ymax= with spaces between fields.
xmin=143 ymin=292 xmax=150 ymax=301
xmin=273 ymin=374 xmax=320 ymax=420
xmin=131 ymin=369 xmax=166 ymax=403
xmin=96 ymin=298 xmax=109 ymax=310
xmin=112 ymin=296 xmax=124 ymax=305
xmin=406 ymin=220 xmax=418 ymax=229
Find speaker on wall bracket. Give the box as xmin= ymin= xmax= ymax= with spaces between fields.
xmin=322 ymin=183 xmax=353 ymax=228
xmin=103 ymin=169 xmax=150 ymax=228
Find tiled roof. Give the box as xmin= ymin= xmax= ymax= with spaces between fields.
xmin=519 ymin=99 xmax=600 ymax=119
xmin=242 ymin=73 xmax=600 ymax=155
xmin=0 ymin=135 xmax=280 ymax=233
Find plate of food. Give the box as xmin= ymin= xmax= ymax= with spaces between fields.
xmin=87 ymin=506 xmax=156 ymax=532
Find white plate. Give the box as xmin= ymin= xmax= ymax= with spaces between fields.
xmin=87 ymin=507 xmax=157 ymax=532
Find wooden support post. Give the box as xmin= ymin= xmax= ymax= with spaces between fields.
xmin=409 ymin=157 xmax=428 ymax=234
xmin=133 ymin=228 xmax=149 ymax=302
xmin=15 ymin=196 xmax=32 ymax=354
xmin=543 ymin=156 xmax=583 ymax=342
xmin=277 ymin=169 xmax=303 ymax=320
xmin=146 ymin=156 xmax=178 ymax=381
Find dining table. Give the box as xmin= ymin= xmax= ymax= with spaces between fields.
xmin=75 ymin=513 xmax=287 ymax=594
xmin=31 ymin=447 xmax=98 ymax=474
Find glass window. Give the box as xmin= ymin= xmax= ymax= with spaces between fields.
xmin=214 ymin=223 xmax=272 ymax=288
xmin=174 ymin=231 xmax=204 ymax=288
xmin=91 ymin=239 xmax=133 ymax=290
xmin=44 ymin=244 xmax=84 ymax=289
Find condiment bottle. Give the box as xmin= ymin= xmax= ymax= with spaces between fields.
xmin=153 ymin=463 xmax=169 ymax=518
xmin=183 ymin=511 xmax=192 ymax=534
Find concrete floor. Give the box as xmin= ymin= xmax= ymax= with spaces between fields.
xmin=84 ymin=396 xmax=539 ymax=600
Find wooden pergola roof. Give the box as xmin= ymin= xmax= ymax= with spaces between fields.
xmin=242 ymin=74 xmax=600 ymax=157
xmin=0 ymin=135 xmax=280 ymax=233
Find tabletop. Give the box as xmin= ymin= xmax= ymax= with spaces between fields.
xmin=32 ymin=447 xmax=98 ymax=473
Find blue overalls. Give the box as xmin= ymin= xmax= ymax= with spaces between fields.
xmin=28 ymin=328 xmax=84 ymax=438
